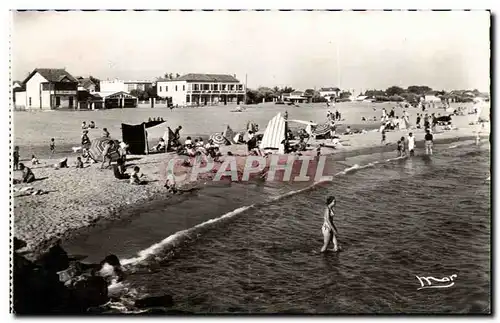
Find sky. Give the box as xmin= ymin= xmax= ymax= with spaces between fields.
xmin=11 ymin=10 xmax=490 ymax=92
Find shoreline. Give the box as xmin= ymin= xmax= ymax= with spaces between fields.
xmin=14 ymin=128 xmax=488 ymax=261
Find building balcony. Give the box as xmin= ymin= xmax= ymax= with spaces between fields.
xmin=187 ymin=90 xmax=245 ymax=95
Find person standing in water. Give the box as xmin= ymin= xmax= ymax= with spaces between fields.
xmin=425 ymin=129 xmax=434 ymax=155
xmin=321 ymin=196 xmax=339 ymax=253
xmin=407 ymin=132 xmax=415 ymax=156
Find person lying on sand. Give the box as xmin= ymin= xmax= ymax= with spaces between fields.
xmin=18 ymin=163 xmax=35 ymax=183
xmin=130 ymin=166 xmax=146 ymax=185
xmin=54 ymin=157 xmax=69 ymax=169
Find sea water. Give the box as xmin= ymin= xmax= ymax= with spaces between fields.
xmin=63 ymin=141 xmax=491 ymax=314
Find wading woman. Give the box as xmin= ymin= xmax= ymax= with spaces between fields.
xmin=321 ymin=195 xmax=340 ymax=253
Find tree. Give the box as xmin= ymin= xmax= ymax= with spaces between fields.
xmin=163 ymin=73 xmax=169 ymax=79
xmin=385 ymin=86 xmax=405 ymax=97
xmin=407 ymin=85 xmax=432 ymax=95
xmin=176 ymin=73 xmax=180 ymax=78
xmin=257 ymin=87 xmax=275 ymax=102
xmin=304 ymin=89 xmax=315 ymax=97
xmin=339 ymin=91 xmax=351 ymax=99
xmin=89 ymin=76 xmax=101 ymax=92
xmin=147 ymin=85 xmax=158 ymax=99
xmin=364 ymin=89 xmax=385 ymax=97
xmin=281 ymin=86 xmax=295 ymax=94
xmin=168 ymin=73 xmax=173 ymax=80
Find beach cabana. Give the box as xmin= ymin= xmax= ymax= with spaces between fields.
xmin=121 ymin=120 xmax=166 ymax=155
xmin=88 ymin=138 xmax=121 ymax=162
xmin=260 ymin=113 xmax=286 ymax=153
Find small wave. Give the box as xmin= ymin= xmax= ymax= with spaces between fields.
xmin=121 ymin=205 xmax=255 ymax=266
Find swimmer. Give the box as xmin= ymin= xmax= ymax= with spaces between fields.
xmin=320 ymin=196 xmax=339 ymax=253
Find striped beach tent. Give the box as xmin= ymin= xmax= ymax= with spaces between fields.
xmin=260 ymin=113 xmax=286 ymax=152
xmin=210 ymin=133 xmax=228 ymax=146
xmin=88 ymin=137 xmax=121 ymax=161
xmin=313 ymin=123 xmax=330 ymax=136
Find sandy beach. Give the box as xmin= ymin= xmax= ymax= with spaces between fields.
xmin=13 ymin=101 xmax=490 ymax=258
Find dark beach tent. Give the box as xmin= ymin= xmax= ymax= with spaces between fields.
xmin=223 ymin=125 xmax=235 ymax=144
xmin=88 ymin=138 xmax=121 ymax=162
xmin=121 ymin=120 xmax=166 ymax=155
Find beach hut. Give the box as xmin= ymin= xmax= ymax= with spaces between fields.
xmin=121 ymin=119 xmax=166 ymax=155
xmin=260 ymin=113 xmax=286 ymax=153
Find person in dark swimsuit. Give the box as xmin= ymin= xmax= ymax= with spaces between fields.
xmin=321 ymin=195 xmax=339 ymax=253
xmin=425 ymin=129 xmax=434 ymax=155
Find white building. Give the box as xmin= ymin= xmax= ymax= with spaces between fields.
xmin=156 ymin=73 xmax=245 ymax=106
xmin=100 ymin=79 xmax=153 ymax=93
xmin=424 ymin=95 xmax=442 ymax=102
xmin=319 ymin=87 xmax=341 ymax=101
xmin=282 ymin=91 xmax=308 ymax=103
xmin=15 ymin=68 xmax=78 ymax=110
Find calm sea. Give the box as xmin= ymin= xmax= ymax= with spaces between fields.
xmin=63 ymin=140 xmax=491 ymax=314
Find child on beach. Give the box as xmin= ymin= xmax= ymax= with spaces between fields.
xmin=130 ymin=166 xmax=146 ymax=185
xmin=381 ymin=128 xmax=386 ymax=145
xmin=397 ymin=137 xmax=406 ymax=157
xmin=13 ymin=146 xmax=20 ymax=170
xmin=425 ymin=129 xmax=434 ymax=155
xmin=31 ymin=154 xmax=40 ymax=165
xmin=103 ymin=128 xmax=110 ymax=138
xmin=407 ymin=133 xmax=415 ymax=156
xmin=50 ymin=138 xmax=55 ymax=155
xmin=75 ymin=157 xmax=84 ymax=168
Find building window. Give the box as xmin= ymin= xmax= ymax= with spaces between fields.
xmin=128 ymin=84 xmax=135 ymax=91
xmin=222 ymin=84 xmax=227 ymax=91
xmin=238 ymin=84 xmax=243 ymax=91
xmin=159 ymin=86 xmax=162 ymax=92
xmin=175 ymin=85 xmax=178 ymax=91
xmin=194 ymin=84 xmax=199 ymax=91
xmin=183 ymin=85 xmax=185 ymax=91
xmin=186 ymin=95 xmax=190 ymax=103
xmin=56 ymin=97 xmax=61 ymax=106
xmin=166 ymin=86 xmax=168 ymax=91
xmin=29 ymin=97 xmax=31 ymax=106
xmin=203 ymin=84 xmax=210 ymax=91
xmin=213 ymin=84 xmax=218 ymax=91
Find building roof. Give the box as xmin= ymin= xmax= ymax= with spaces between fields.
xmin=23 ymin=68 xmax=79 ymax=84
xmin=78 ymin=78 xmax=96 ymax=90
xmin=158 ymin=73 xmax=240 ymax=83
xmin=319 ymin=87 xmax=340 ymax=92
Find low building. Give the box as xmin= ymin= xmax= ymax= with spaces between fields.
xmin=319 ymin=87 xmax=341 ymax=101
xmin=100 ymin=79 xmax=153 ymax=93
xmin=15 ymin=68 xmax=79 ymax=110
xmin=424 ymin=95 xmax=442 ymax=102
xmin=156 ymin=73 xmax=245 ymax=106
xmin=283 ymin=91 xmax=307 ymax=103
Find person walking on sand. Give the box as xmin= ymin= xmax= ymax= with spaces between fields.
xmin=425 ymin=129 xmax=434 ymax=155
xmin=50 ymin=138 xmax=55 ymax=155
xmin=102 ymin=128 xmax=110 ymax=138
xmin=381 ymin=127 xmax=387 ymax=145
xmin=416 ymin=114 xmax=421 ymax=129
xmin=321 ymin=196 xmax=340 ymax=253
xmin=407 ymin=132 xmax=416 ymax=156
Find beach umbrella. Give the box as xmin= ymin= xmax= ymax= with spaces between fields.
xmin=210 ymin=133 xmax=229 ymax=146
xmin=88 ymin=137 xmax=121 ymax=161
xmin=313 ymin=123 xmax=330 ymax=136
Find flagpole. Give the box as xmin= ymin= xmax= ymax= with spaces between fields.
xmin=244 ymin=73 xmax=248 ymax=104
